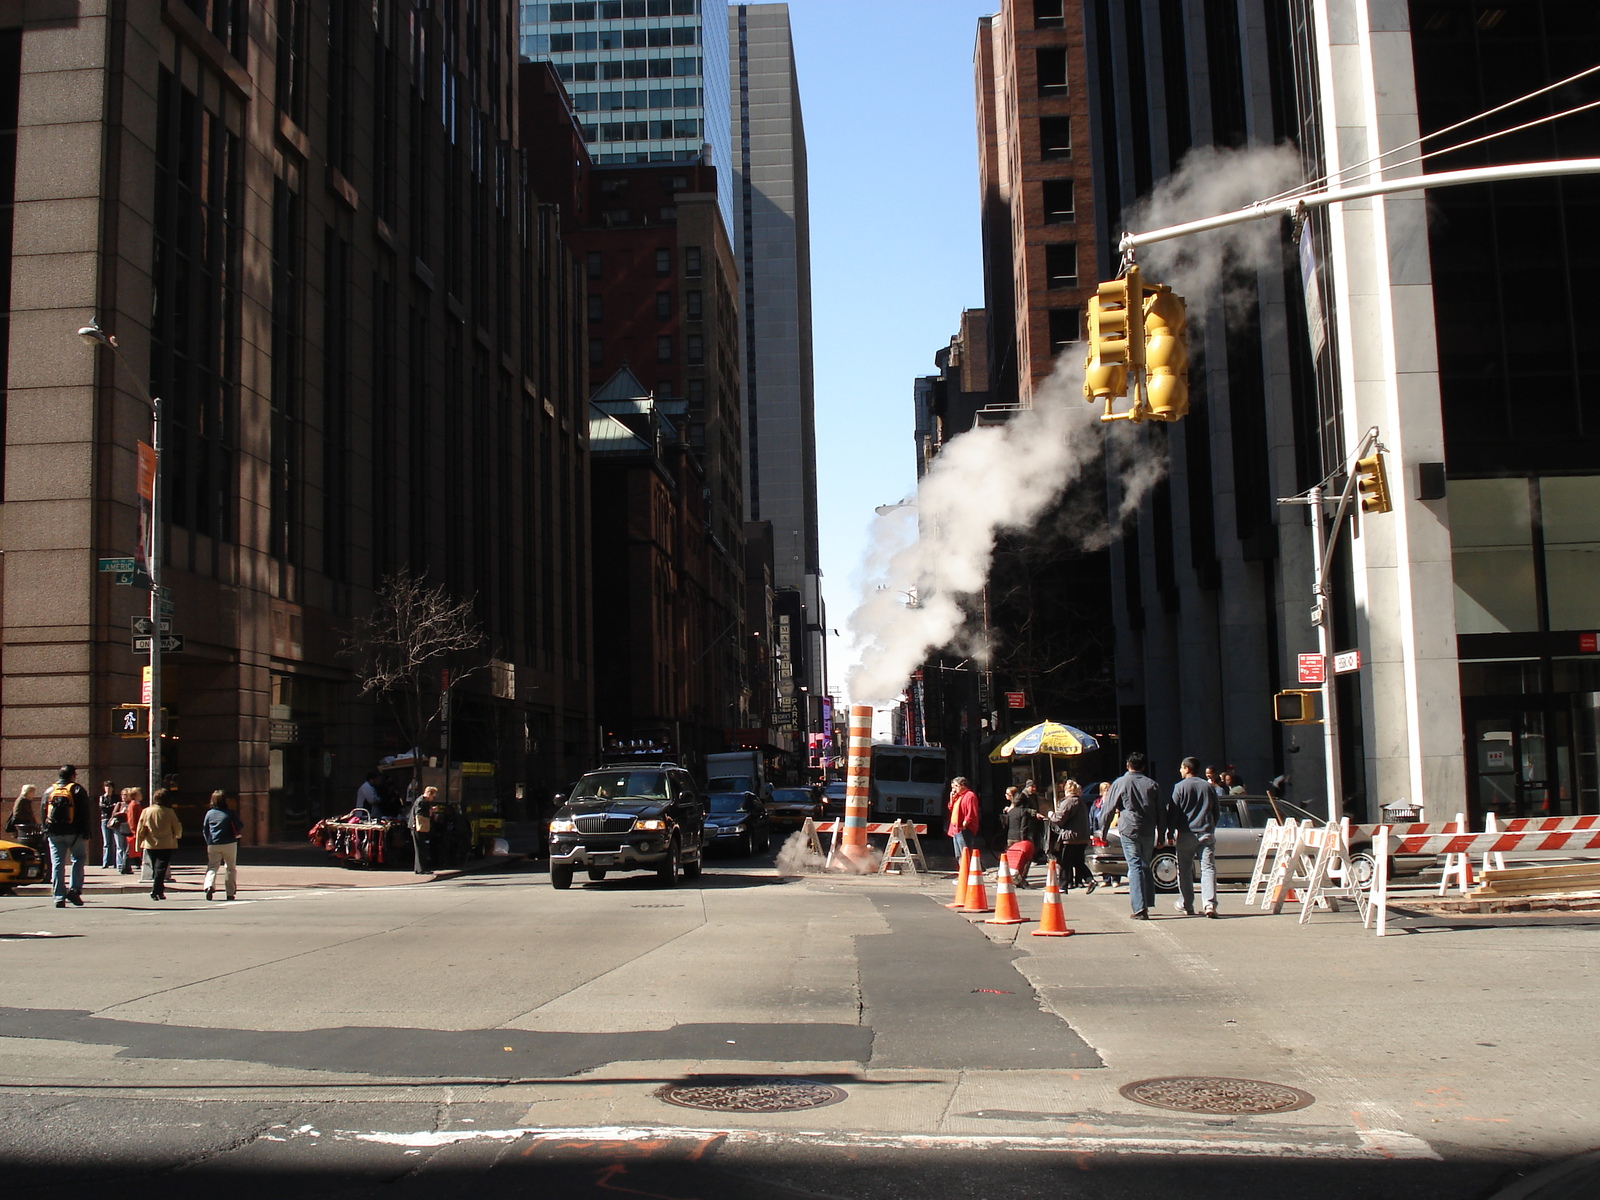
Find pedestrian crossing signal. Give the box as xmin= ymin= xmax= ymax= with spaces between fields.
xmin=113 ymin=704 xmax=167 ymax=737
xmin=1273 ymin=691 xmax=1320 ymax=724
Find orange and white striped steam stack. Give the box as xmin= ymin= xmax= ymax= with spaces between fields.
xmin=839 ymin=704 xmax=875 ymax=868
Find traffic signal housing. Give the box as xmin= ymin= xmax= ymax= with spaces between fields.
xmin=1355 ymin=451 xmax=1393 ymax=514
xmin=1141 ymin=284 xmax=1189 ymax=420
xmin=1273 ymin=690 xmax=1321 ymax=724
xmin=1082 ymin=266 xmax=1143 ymax=405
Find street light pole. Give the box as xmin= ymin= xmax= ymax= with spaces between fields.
xmin=79 ymin=322 xmax=162 ymax=807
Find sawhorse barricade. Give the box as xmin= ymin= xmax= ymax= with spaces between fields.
xmin=1366 ymin=813 xmax=1600 ymax=935
xmin=812 ymin=820 xmax=930 ymax=874
xmin=1297 ymin=818 xmax=1370 ymax=926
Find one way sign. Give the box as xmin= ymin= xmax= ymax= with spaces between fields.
xmin=131 ymin=617 xmax=173 ymax=635
xmin=133 ymin=634 xmax=184 ymax=654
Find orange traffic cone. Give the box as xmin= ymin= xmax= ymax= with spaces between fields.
xmin=986 ymin=858 xmax=1026 ymax=925
xmin=945 ymin=848 xmax=973 ymax=909
xmin=960 ymin=849 xmax=992 ymax=914
xmin=1033 ymin=860 xmax=1074 ymax=936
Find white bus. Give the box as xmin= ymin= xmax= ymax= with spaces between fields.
xmin=869 ymin=745 xmax=948 ymax=822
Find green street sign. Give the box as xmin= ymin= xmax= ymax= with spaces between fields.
xmin=98 ymin=557 xmax=137 ymax=573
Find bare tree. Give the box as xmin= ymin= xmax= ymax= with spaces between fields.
xmin=345 ymin=569 xmax=485 ymax=788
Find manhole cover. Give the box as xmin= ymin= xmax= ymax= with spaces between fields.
xmin=1119 ymin=1076 xmax=1314 ymax=1114
xmin=656 ymin=1076 xmax=848 ymax=1113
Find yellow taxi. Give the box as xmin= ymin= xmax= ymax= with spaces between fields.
xmin=0 ymin=834 xmax=47 ymax=893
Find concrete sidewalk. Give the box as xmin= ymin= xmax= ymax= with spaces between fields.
xmin=15 ymin=843 xmax=527 ymax=897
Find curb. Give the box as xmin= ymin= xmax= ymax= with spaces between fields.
xmin=1489 ymin=1149 xmax=1600 ymax=1199
xmin=12 ymin=854 xmax=527 ymax=897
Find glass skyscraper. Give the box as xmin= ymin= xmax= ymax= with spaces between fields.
xmin=520 ymin=0 xmax=732 ymax=227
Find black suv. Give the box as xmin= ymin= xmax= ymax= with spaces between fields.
xmin=547 ymin=764 xmax=706 ymax=889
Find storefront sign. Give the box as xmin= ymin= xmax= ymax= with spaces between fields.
xmin=1333 ymin=650 xmax=1361 ymax=674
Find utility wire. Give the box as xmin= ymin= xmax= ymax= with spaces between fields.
xmin=1259 ymin=61 xmax=1600 ymax=206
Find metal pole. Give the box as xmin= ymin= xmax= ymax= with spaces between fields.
xmin=1120 ymin=157 xmax=1600 ymax=253
xmin=148 ymin=396 xmax=162 ymax=806
xmin=1306 ymin=485 xmax=1341 ymax=822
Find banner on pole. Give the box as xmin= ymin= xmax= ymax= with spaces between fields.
xmin=136 ymin=441 xmax=157 ymax=575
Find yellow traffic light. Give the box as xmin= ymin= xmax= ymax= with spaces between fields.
xmin=1142 ymin=284 xmax=1189 ymax=420
xmin=1273 ymin=690 xmax=1321 ymax=724
xmin=1355 ymin=452 xmax=1392 ymax=514
xmin=1082 ymin=265 xmax=1143 ymax=405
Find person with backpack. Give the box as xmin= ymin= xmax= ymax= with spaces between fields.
xmin=43 ymin=765 xmax=92 ymax=908
xmin=201 ymin=790 xmax=244 ymax=901
xmin=133 ymin=788 xmax=183 ymax=900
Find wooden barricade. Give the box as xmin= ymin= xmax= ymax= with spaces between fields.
xmin=1297 ymin=819 xmax=1370 ymax=926
xmin=879 ymin=820 xmax=928 ymax=875
xmin=1245 ymin=818 xmax=1288 ymax=905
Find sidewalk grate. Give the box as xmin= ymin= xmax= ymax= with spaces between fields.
xmin=1119 ymin=1076 xmax=1315 ymax=1115
xmin=656 ymin=1076 xmax=848 ymax=1113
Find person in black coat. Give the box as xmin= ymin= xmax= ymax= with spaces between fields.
xmin=1048 ymin=779 xmax=1095 ymax=892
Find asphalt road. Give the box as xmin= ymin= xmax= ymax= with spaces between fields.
xmin=1 ymin=848 xmax=1596 ymax=1198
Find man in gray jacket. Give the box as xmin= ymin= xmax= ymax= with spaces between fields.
xmin=1097 ymin=752 xmax=1165 ymax=920
xmin=1169 ymin=757 xmax=1220 ymax=918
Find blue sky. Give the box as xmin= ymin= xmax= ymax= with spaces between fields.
xmin=785 ymin=0 xmax=1000 ymax=693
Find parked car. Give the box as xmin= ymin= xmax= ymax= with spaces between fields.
xmin=0 ymin=832 xmax=47 ymax=894
xmin=765 ymin=786 xmax=822 ymax=832
xmin=1088 ymin=795 xmax=1434 ymax=892
xmin=546 ymin=764 xmax=706 ymax=889
xmin=704 ymin=791 xmax=771 ymax=857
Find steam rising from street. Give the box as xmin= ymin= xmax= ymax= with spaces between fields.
xmin=846 ymin=145 xmax=1307 ymax=709
xmin=847 ymin=362 xmax=1154 ymax=708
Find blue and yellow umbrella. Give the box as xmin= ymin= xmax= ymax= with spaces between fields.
xmin=988 ymin=720 xmax=1100 ymax=763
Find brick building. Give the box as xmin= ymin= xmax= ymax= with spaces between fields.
xmin=0 ymin=4 xmax=594 ymax=838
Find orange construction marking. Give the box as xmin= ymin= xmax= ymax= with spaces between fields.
xmin=1033 ymin=860 xmax=1075 ymax=936
xmin=986 ymin=858 xmax=1027 ymax=925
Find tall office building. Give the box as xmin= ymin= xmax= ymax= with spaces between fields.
xmin=729 ymin=4 xmax=822 ymax=730
xmin=1082 ymin=1 xmax=1600 ymax=821
xmin=519 ymin=1 xmax=734 ymax=229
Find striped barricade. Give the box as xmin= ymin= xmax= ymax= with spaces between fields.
xmin=1367 ymin=814 xmax=1600 ymax=936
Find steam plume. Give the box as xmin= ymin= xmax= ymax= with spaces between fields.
xmin=847 ymin=360 xmax=1160 ymax=707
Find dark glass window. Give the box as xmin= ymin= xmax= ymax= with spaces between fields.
xmin=655 ymin=290 xmax=672 ymax=319
xmin=276 ymin=0 xmax=308 ymax=122
xmin=1039 ymin=116 xmax=1071 ymax=159
xmin=686 ymin=334 xmax=703 ymax=364
xmin=1034 ymin=0 xmax=1064 ymax=28
xmin=1036 ymin=47 xmax=1067 ymax=95
xmin=586 ymin=250 xmax=603 ymax=280
xmin=684 ymin=245 xmax=701 ymax=276
xmin=655 ymin=247 xmax=672 ymax=276
xmin=1045 ymin=243 xmax=1078 ymax=289
xmin=656 ymin=335 xmax=673 ymax=361
xmin=1042 ymin=178 xmax=1074 ymax=223
xmin=0 ymin=28 xmax=17 ymax=498
xmin=686 ymin=289 xmax=702 ymax=319
xmin=1048 ymin=308 xmax=1081 ymax=354
xmin=588 ymin=294 xmax=604 ymax=323
xmin=152 ymin=67 xmax=242 ymax=542
xmin=589 ymin=337 xmax=604 ymax=367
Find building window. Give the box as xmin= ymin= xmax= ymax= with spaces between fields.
xmin=1045 ymin=243 xmax=1078 ymax=289
xmin=1450 ymin=479 xmax=1538 ymax=634
xmin=686 ymin=334 xmax=704 ymax=364
xmin=657 ymin=379 xmax=674 ymax=397
xmin=1047 ymin=308 xmax=1081 ymax=355
xmin=655 ymin=290 xmax=672 ymax=319
xmin=1040 ymin=117 xmax=1071 ymax=159
xmin=1042 ymin=179 xmax=1075 ymax=223
xmin=657 ymin=335 xmax=673 ymax=362
xmin=655 ymin=247 xmax=672 ymax=276
xmin=587 ymin=250 xmax=602 ymax=280
xmin=589 ymin=337 xmax=605 ymax=367
xmin=684 ymin=245 xmax=701 ymax=277
xmin=686 ymin=289 xmax=702 ymax=319
xmin=1036 ymin=48 xmax=1067 ymax=95
xmin=1034 ymin=0 xmax=1065 ymax=28
xmin=1541 ymin=477 xmax=1600 ymax=631
xmin=588 ymin=294 xmax=604 ymax=323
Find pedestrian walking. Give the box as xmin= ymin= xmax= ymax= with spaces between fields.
xmin=409 ymin=786 xmax=437 ymax=874
xmin=1001 ymin=786 xmax=1041 ymax=886
xmin=1048 ymin=779 xmax=1095 ymax=893
xmin=4 ymin=783 xmax=36 ymax=834
xmin=946 ymin=776 xmax=980 ymax=869
xmin=97 ymin=780 xmax=119 ymax=868
xmin=42 ymin=766 xmax=92 ymax=909
xmin=107 ymin=787 xmax=132 ymax=873
xmin=1169 ymin=757 xmax=1219 ymax=918
xmin=123 ymin=787 xmax=146 ymax=873
xmin=201 ymin=790 xmax=244 ymax=901
xmin=1097 ymin=752 xmax=1166 ymax=920
xmin=134 ymin=788 xmax=183 ymax=900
